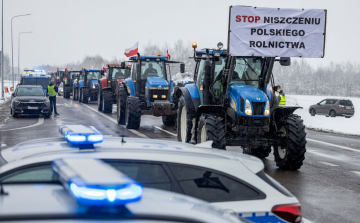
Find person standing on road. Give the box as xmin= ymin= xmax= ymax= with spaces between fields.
xmin=275 ymin=86 xmax=286 ymax=107
xmin=47 ymin=81 xmax=59 ymax=115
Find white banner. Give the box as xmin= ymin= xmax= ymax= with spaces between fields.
xmin=229 ymin=6 xmax=327 ymax=58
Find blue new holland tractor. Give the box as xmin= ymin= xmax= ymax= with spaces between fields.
xmin=76 ymin=69 xmax=102 ymax=104
xmin=175 ymin=43 xmax=306 ymax=170
xmin=117 ymin=54 xmax=185 ymax=129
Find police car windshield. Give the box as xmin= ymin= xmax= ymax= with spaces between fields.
xmin=112 ymin=68 xmax=130 ymax=80
xmin=141 ymin=61 xmax=166 ymax=79
xmin=16 ymin=87 xmax=44 ymax=96
xmin=231 ymin=57 xmax=263 ymax=89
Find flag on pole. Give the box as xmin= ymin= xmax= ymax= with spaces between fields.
xmin=166 ymin=43 xmax=171 ymax=60
xmin=102 ymin=63 xmax=107 ymax=72
xmin=65 ymin=68 xmax=68 ymax=73
xmin=124 ymin=42 xmax=139 ymax=57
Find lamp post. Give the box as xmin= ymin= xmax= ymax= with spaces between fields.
xmin=1 ymin=0 xmax=4 ymax=100
xmin=18 ymin=32 xmax=32 ymax=78
xmin=11 ymin=14 xmax=31 ymax=89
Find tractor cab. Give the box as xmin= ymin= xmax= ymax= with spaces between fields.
xmin=77 ymin=69 xmax=102 ymax=103
xmin=55 ymin=70 xmax=66 ymax=86
xmin=63 ymin=70 xmax=80 ymax=98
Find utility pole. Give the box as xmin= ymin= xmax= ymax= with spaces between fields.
xmin=1 ymin=0 xmax=4 ymax=100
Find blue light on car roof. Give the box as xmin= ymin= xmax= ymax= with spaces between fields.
xmin=59 ymin=125 xmax=104 ymax=146
xmin=53 ymin=158 xmax=143 ymax=206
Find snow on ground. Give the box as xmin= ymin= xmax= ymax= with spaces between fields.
xmin=0 ymin=80 xmax=18 ymax=105
xmin=287 ymin=94 xmax=359 ymax=136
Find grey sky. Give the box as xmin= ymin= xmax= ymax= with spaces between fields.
xmin=2 ymin=0 xmax=359 ymax=70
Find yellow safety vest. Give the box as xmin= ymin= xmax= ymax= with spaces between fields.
xmin=279 ymin=94 xmax=286 ymax=107
xmin=48 ymin=85 xmax=57 ymax=97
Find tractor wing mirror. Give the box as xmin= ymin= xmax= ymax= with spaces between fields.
xmin=180 ymin=63 xmax=185 ymax=73
xmin=121 ymin=62 xmax=126 ymax=69
xmin=279 ymin=57 xmax=291 ymax=66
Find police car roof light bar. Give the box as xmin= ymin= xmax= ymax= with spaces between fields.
xmin=59 ymin=125 xmax=104 ymax=148
xmin=52 ymin=158 xmax=143 ymax=206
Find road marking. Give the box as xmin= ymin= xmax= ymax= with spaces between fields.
xmin=79 ymin=103 xmax=148 ymax=138
xmin=319 ymin=162 xmax=338 ymax=167
xmin=307 ymin=150 xmax=343 ymax=161
xmin=154 ymin=126 xmax=177 ymax=137
xmin=64 ymin=103 xmax=70 ymax=107
xmin=307 ymin=138 xmax=360 ymax=153
xmin=303 ymin=218 xmax=313 ymax=223
xmin=351 ymin=171 xmax=360 ymax=176
xmin=0 ymin=118 xmax=44 ymax=131
xmin=90 ymin=126 xmax=100 ymax=133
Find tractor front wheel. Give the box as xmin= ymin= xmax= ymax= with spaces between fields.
xmin=162 ymin=115 xmax=176 ymax=126
xmin=79 ymin=89 xmax=83 ymax=102
xmin=117 ymin=85 xmax=128 ymax=125
xmin=196 ymin=114 xmax=226 ymax=150
xmin=102 ymin=90 xmax=113 ymax=113
xmin=97 ymin=90 xmax=103 ymax=111
xmin=274 ymin=114 xmax=306 ymax=170
xmin=177 ymin=96 xmax=193 ymax=143
xmin=82 ymin=88 xmax=89 ymax=104
xmin=125 ymin=96 xmax=141 ymax=129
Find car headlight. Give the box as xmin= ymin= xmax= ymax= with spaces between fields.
xmin=245 ymin=99 xmax=252 ymax=115
xmin=44 ymin=100 xmax=50 ymax=106
xmin=13 ymin=98 xmax=20 ymax=105
xmin=264 ymin=100 xmax=270 ymax=116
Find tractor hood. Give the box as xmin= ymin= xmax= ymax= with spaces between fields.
xmin=91 ymin=80 xmax=99 ymax=88
xmin=146 ymin=76 xmax=168 ymax=89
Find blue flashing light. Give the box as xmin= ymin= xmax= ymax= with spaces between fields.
xmin=88 ymin=134 xmax=104 ymax=142
xmin=59 ymin=125 xmax=104 ymax=146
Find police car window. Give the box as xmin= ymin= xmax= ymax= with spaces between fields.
xmin=169 ymin=164 xmax=264 ymax=202
xmin=141 ymin=61 xmax=166 ymax=79
xmin=0 ymin=164 xmax=56 ymax=183
xmin=16 ymin=87 xmax=44 ymax=96
xmin=105 ymin=161 xmax=171 ymax=191
xmin=37 ymin=78 xmax=51 ymax=89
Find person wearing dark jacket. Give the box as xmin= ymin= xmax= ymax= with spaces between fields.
xmin=47 ymin=81 xmax=59 ymax=115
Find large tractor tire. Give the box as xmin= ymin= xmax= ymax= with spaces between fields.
xmin=102 ymin=90 xmax=113 ymax=113
xmin=196 ymin=114 xmax=226 ymax=150
xmin=243 ymin=146 xmax=271 ymax=159
xmin=125 ymin=96 xmax=141 ymax=129
xmin=81 ymin=88 xmax=89 ymax=104
xmin=97 ymin=90 xmax=103 ymax=111
xmin=162 ymin=115 xmax=176 ymax=126
xmin=274 ymin=114 xmax=306 ymax=170
xmin=117 ymin=85 xmax=127 ymax=125
xmin=177 ymin=96 xmax=193 ymax=143
xmin=64 ymin=86 xmax=71 ymax=99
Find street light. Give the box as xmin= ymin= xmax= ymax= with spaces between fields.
xmin=18 ymin=32 xmax=32 ymax=78
xmin=11 ymin=14 xmax=31 ymax=89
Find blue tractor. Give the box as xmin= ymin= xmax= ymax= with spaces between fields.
xmin=77 ymin=69 xmax=102 ymax=104
xmin=175 ymin=43 xmax=306 ymax=170
xmin=117 ymin=54 xmax=185 ymax=129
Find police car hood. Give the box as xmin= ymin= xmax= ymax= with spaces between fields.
xmin=0 ymin=137 xmax=264 ymax=174
xmin=0 ymin=185 xmax=241 ymax=223
xmin=14 ymin=96 xmax=47 ymax=101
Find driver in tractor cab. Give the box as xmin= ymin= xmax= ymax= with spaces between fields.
xmin=143 ymin=63 xmax=158 ymax=77
xmin=114 ymin=70 xmax=124 ymax=80
xmin=241 ymin=59 xmax=260 ymax=87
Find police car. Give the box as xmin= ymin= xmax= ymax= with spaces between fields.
xmin=0 ymin=125 xmax=303 ymax=223
xmin=0 ymin=157 xmax=245 ymax=223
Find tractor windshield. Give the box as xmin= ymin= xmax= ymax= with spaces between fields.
xmin=231 ymin=57 xmax=263 ymax=89
xmin=86 ymin=71 xmax=101 ymax=85
xmin=141 ymin=60 xmax=166 ymax=80
xmin=69 ymin=72 xmax=79 ymax=80
xmin=112 ymin=68 xmax=130 ymax=81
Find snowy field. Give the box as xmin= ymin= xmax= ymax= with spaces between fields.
xmin=287 ymin=95 xmax=359 ymax=136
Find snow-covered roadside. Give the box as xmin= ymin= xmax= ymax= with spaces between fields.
xmin=287 ymin=95 xmax=360 ymax=136
xmin=0 ymin=80 xmax=18 ymax=104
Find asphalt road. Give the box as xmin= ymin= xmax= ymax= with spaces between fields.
xmin=1 ymin=96 xmax=360 ymax=223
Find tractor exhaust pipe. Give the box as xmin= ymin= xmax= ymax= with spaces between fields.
xmin=136 ymin=53 xmax=141 ymax=96
xmin=203 ymin=49 xmax=211 ymax=105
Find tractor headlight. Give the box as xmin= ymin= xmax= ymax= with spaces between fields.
xmin=153 ymin=95 xmax=158 ymax=98
xmin=264 ymin=100 xmax=270 ymax=116
xmin=245 ymin=99 xmax=252 ymax=116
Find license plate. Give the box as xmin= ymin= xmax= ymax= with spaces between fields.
xmin=346 ymin=106 xmax=352 ymax=109
xmin=27 ymin=106 xmax=38 ymax=109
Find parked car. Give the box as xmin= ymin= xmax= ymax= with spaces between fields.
xmin=309 ymin=99 xmax=354 ymax=118
xmin=58 ymin=82 xmax=64 ymax=96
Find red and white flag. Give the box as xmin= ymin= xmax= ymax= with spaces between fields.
xmin=124 ymin=42 xmax=138 ymax=57
xmin=65 ymin=68 xmax=68 ymax=72
xmin=102 ymin=63 xmax=107 ymax=72
xmin=166 ymin=43 xmax=171 ymax=60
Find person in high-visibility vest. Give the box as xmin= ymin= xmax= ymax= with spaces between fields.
xmin=47 ymin=81 xmax=59 ymax=115
xmin=276 ymin=86 xmax=286 ymax=107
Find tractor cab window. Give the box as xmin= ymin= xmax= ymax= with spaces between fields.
xmin=86 ymin=71 xmax=101 ymax=85
xmin=231 ymin=57 xmax=263 ymax=89
xmin=112 ymin=68 xmax=130 ymax=81
xmin=69 ymin=72 xmax=79 ymax=80
xmin=141 ymin=60 xmax=166 ymax=80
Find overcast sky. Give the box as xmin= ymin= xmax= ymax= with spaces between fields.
xmin=2 ymin=0 xmax=359 ymax=70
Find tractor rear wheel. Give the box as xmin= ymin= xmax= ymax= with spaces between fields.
xmin=117 ymin=85 xmax=127 ymax=125
xmin=64 ymin=86 xmax=71 ymax=98
xmin=162 ymin=115 xmax=176 ymax=126
xmin=79 ymin=89 xmax=83 ymax=102
xmin=243 ymin=147 xmax=271 ymax=159
xmin=97 ymin=90 xmax=103 ymax=111
xmin=125 ymin=96 xmax=141 ymax=129
xmin=177 ymin=96 xmax=193 ymax=143
xmin=274 ymin=114 xmax=306 ymax=170
xmin=82 ymin=88 xmax=89 ymax=104
xmin=196 ymin=114 xmax=226 ymax=150
xmin=102 ymin=90 xmax=113 ymax=113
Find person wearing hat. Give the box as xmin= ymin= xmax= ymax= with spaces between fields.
xmin=47 ymin=81 xmax=59 ymax=115
xmin=275 ymin=85 xmax=286 ymax=107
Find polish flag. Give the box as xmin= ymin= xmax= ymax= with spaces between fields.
xmin=65 ymin=68 xmax=68 ymax=72
xmin=166 ymin=43 xmax=171 ymax=60
xmin=102 ymin=63 xmax=107 ymax=72
xmin=124 ymin=42 xmax=138 ymax=57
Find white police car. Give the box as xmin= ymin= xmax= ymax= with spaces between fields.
xmin=0 ymin=157 xmax=245 ymax=223
xmin=0 ymin=125 xmax=303 ymax=223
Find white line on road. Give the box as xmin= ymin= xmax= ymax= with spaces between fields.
xmin=90 ymin=126 xmax=100 ymax=133
xmin=307 ymin=138 xmax=360 ymax=153
xmin=79 ymin=102 xmax=148 ymax=138
xmin=0 ymin=118 xmax=44 ymax=131
xmin=319 ymin=162 xmax=338 ymax=167
xmin=351 ymin=171 xmax=360 ymax=176
xmin=307 ymin=150 xmax=343 ymax=161
xmin=303 ymin=218 xmax=313 ymax=223
xmin=154 ymin=126 xmax=177 ymax=137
